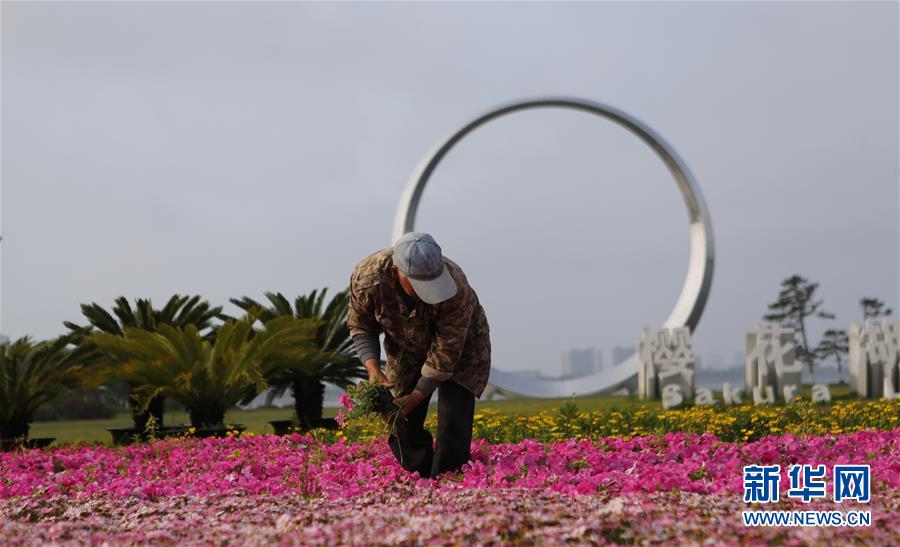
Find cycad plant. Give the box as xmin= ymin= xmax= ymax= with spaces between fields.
xmin=65 ymin=295 xmax=224 ymax=429
xmin=89 ymin=314 xmax=323 ymax=428
xmin=230 ymin=288 xmax=364 ymax=427
xmin=1 ymin=335 xmax=90 ymax=440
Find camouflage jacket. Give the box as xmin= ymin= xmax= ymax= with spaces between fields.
xmin=348 ymin=248 xmax=491 ymax=398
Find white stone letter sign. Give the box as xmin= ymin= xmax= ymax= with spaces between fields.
xmin=638 ymin=327 xmax=695 ymax=408
xmin=745 ymin=324 xmax=802 ymax=404
xmin=849 ymin=320 xmax=900 ymax=399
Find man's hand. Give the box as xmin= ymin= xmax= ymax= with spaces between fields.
xmin=393 ymin=390 xmax=426 ymax=417
xmin=365 ymin=359 xmax=394 ymax=388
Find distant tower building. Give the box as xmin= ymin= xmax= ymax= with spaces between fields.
xmin=594 ymin=349 xmax=605 ymax=370
xmin=560 ymin=348 xmax=595 ymax=377
xmin=612 ymin=345 xmax=634 ymax=366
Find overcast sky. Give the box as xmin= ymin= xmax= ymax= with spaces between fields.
xmin=2 ymin=1 xmax=898 ymax=376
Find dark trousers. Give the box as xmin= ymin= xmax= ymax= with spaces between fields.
xmin=387 ymin=379 xmax=475 ymax=479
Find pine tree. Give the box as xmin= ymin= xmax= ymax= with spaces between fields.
xmin=816 ymin=329 xmax=849 ymax=384
xmin=763 ymin=275 xmax=834 ymax=381
xmin=860 ymin=298 xmax=893 ymax=320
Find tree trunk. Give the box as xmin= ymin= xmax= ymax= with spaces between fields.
xmin=188 ymin=405 xmax=226 ymax=429
xmin=0 ymin=420 xmax=29 ymax=439
xmin=130 ymin=391 xmax=165 ymax=430
xmin=798 ymin=321 xmax=814 ymax=382
xmin=292 ymin=376 xmax=325 ymax=428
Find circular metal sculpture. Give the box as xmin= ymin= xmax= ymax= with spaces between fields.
xmin=393 ymin=97 xmax=714 ymax=397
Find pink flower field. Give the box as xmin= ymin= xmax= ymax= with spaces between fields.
xmin=1 ymin=429 xmax=898 ymax=545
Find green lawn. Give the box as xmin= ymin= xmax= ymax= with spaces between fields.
xmin=30 ymin=392 xmax=654 ymax=445
xmin=28 ymin=384 xmax=851 ymax=447
xmin=29 ymin=407 xmax=302 ymax=445
xmin=476 ymin=393 xmax=654 ymax=414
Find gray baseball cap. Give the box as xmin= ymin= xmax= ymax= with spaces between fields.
xmin=392 ymin=232 xmax=458 ymax=304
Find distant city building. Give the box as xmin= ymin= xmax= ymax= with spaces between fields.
xmin=594 ymin=349 xmax=605 ymax=370
xmin=561 ymin=348 xmax=595 ymax=377
xmin=612 ymin=345 xmax=634 ymax=366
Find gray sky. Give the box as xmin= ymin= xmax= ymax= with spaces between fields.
xmin=2 ymin=1 xmax=898 ymax=375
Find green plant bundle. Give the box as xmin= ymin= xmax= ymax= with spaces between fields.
xmin=346 ymin=381 xmax=406 ymax=440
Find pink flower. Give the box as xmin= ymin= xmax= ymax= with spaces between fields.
xmin=335 ymin=408 xmax=346 ymax=428
xmin=338 ymin=393 xmax=352 ymax=411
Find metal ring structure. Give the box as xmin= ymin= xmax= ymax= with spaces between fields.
xmin=393 ymin=97 xmax=714 ymax=397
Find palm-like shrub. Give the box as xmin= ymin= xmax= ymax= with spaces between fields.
xmin=65 ymin=295 xmax=223 ymax=336
xmin=230 ymin=289 xmax=364 ymax=427
xmin=66 ymin=295 xmax=225 ymax=429
xmin=89 ymin=314 xmax=323 ymax=428
xmin=1 ymin=336 xmax=90 ymax=439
